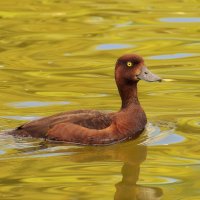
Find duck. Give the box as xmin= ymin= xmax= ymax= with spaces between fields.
xmin=8 ymin=54 xmax=161 ymax=145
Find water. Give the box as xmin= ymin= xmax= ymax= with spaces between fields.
xmin=0 ymin=0 xmax=200 ymax=199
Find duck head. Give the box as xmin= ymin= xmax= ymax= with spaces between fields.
xmin=115 ymin=54 xmax=162 ymax=84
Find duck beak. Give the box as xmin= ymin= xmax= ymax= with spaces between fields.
xmin=137 ymin=66 xmax=162 ymax=82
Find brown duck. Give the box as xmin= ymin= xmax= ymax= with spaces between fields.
xmin=8 ymin=54 xmax=161 ymax=145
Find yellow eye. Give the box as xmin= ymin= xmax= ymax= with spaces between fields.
xmin=127 ymin=61 xmax=133 ymax=67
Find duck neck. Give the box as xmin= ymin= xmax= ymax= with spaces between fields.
xmin=117 ymin=81 xmax=139 ymax=110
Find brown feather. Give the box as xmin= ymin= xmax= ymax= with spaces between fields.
xmin=10 ymin=110 xmax=113 ymax=138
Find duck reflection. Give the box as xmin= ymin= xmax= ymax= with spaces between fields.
xmin=65 ymin=141 xmax=163 ymax=200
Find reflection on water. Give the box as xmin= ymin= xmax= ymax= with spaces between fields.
xmin=148 ymin=53 xmax=197 ymax=60
xmin=0 ymin=0 xmax=200 ymax=199
xmin=69 ymin=143 xmax=163 ymax=200
xmin=96 ymin=43 xmax=133 ymax=50
xmin=159 ymin=17 xmax=200 ymax=23
xmin=0 ymin=125 xmax=165 ymax=200
xmin=8 ymin=101 xmax=70 ymax=108
xmin=0 ymin=123 xmax=187 ymax=199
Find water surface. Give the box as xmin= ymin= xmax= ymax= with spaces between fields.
xmin=0 ymin=0 xmax=200 ymax=199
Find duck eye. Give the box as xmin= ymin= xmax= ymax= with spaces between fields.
xmin=127 ymin=61 xmax=133 ymax=67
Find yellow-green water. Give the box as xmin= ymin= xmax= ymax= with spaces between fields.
xmin=0 ymin=0 xmax=200 ymax=199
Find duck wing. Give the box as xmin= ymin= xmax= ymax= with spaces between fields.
xmin=9 ymin=110 xmax=113 ymax=138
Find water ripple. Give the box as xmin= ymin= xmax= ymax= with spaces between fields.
xmin=177 ymin=117 xmax=200 ymax=133
xmin=160 ymin=17 xmax=200 ymax=23
xmin=0 ymin=115 xmax=40 ymax=121
xmin=0 ymin=150 xmax=5 ymax=155
xmin=140 ymin=122 xmax=184 ymax=146
xmin=8 ymin=101 xmax=70 ymax=108
xmin=140 ymin=176 xmax=182 ymax=185
xmin=96 ymin=43 xmax=133 ymax=51
xmin=149 ymin=53 xmax=197 ymax=60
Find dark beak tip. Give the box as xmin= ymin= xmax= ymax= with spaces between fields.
xmin=157 ymin=78 xmax=162 ymax=82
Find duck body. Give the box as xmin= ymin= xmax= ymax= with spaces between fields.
xmin=13 ymin=102 xmax=146 ymax=145
xmin=8 ymin=54 xmax=161 ymax=145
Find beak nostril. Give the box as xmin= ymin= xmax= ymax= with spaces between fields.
xmin=137 ymin=66 xmax=161 ymax=82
